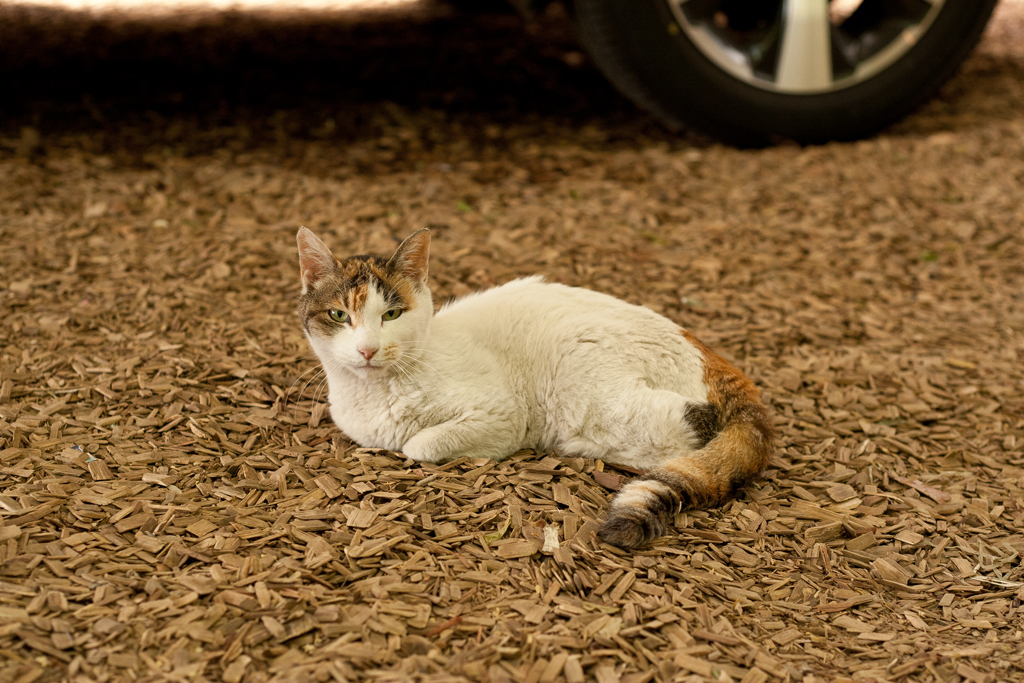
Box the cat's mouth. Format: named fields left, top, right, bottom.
left=352, top=360, right=386, bottom=373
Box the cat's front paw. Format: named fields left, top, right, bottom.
left=400, top=440, right=447, bottom=464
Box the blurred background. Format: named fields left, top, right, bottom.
left=2, top=0, right=1023, bottom=152
left=0, top=0, right=662, bottom=161
left=3, top=0, right=1020, bottom=157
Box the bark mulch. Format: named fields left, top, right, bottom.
left=3, top=2, right=1024, bottom=682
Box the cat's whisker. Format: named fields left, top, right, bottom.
left=399, top=345, right=451, bottom=361
left=286, top=362, right=321, bottom=389
left=390, top=356, right=434, bottom=397
left=311, top=374, right=331, bottom=417
left=292, top=367, right=326, bottom=417
left=283, top=364, right=324, bottom=412
left=297, top=367, right=324, bottom=398
left=308, top=356, right=351, bottom=408
left=393, top=355, right=439, bottom=389
left=285, top=364, right=322, bottom=396
left=400, top=351, right=455, bottom=392
left=389, top=362, right=420, bottom=397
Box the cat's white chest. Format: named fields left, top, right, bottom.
left=326, top=376, right=422, bottom=451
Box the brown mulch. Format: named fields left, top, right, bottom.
left=3, top=2, right=1024, bottom=682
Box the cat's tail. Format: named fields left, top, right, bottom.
left=597, top=331, right=774, bottom=549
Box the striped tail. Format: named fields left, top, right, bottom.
left=598, top=331, right=774, bottom=549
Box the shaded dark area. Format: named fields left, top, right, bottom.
left=0, top=0, right=1021, bottom=164
left=0, top=2, right=685, bottom=159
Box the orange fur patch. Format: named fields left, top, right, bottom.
left=345, top=284, right=368, bottom=327
left=674, top=329, right=775, bottom=506
left=680, top=330, right=761, bottom=413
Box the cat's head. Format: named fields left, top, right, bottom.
left=296, top=227, right=433, bottom=377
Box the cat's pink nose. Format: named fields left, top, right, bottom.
left=358, top=348, right=377, bottom=361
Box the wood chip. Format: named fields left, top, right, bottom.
left=805, top=521, right=844, bottom=544
left=833, top=616, right=875, bottom=633
left=871, top=558, right=910, bottom=585
left=495, top=540, right=538, bottom=559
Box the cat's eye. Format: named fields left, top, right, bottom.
left=382, top=309, right=402, bottom=321
left=328, top=310, right=349, bottom=324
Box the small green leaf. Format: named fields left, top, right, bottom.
left=569, top=189, right=580, bottom=200
left=920, top=250, right=938, bottom=262
left=456, top=200, right=473, bottom=214
left=484, top=517, right=511, bottom=543
left=639, top=229, right=668, bottom=246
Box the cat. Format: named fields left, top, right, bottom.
left=296, top=227, right=773, bottom=549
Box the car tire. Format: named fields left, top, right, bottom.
left=572, top=0, right=1000, bottom=144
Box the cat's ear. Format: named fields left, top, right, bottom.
left=296, top=227, right=336, bottom=294
left=388, top=229, right=430, bottom=284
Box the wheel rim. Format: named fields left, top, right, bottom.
left=667, top=0, right=948, bottom=94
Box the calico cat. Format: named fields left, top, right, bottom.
left=296, top=227, right=773, bottom=549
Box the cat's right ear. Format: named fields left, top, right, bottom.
left=296, top=227, right=336, bottom=294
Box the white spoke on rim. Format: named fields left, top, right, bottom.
left=775, top=0, right=833, bottom=92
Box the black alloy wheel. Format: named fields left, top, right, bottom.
left=573, top=0, right=1000, bottom=143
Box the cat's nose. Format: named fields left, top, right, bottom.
left=358, top=347, right=377, bottom=361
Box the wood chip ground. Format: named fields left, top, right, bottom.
left=2, top=2, right=1024, bottom=682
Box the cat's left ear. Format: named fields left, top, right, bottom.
left=388, top=229, right=430, bottom=284
left=296, top=227, right=336, bottom=294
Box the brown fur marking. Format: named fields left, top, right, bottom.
left=345, top=284, right=368, bottom=327
left=682, top=402, right=719, bottom=448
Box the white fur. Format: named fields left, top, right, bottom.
left=611, top=479, right=677, bottom=512
left=610, top=483, right=659, bottom=510
left=308, top=277, right=709, bottom=470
